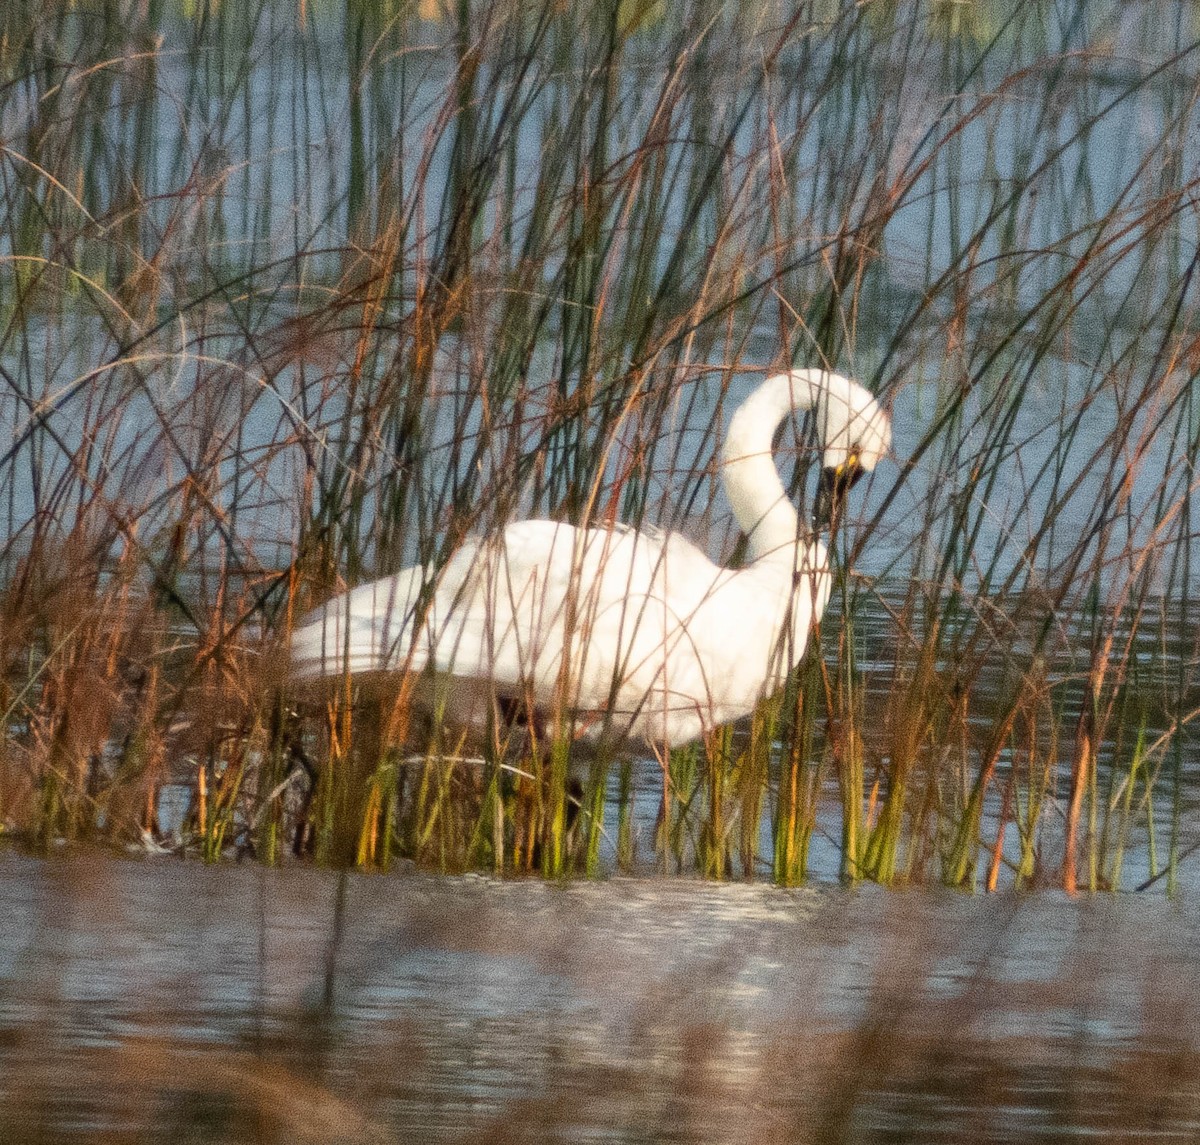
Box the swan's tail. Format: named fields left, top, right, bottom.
left=289, top=566, right=430, bottom=680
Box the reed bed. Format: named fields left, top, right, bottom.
left=2, top=0, right=1199, bottom=888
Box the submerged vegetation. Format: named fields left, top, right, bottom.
left=2, top=0, right=1200, bottom=889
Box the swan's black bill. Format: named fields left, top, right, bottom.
left=815, top=458, right=865, bottom=530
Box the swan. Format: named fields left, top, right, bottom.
left=290, top=369, right=891, bottom=752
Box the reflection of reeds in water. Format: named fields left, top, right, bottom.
left=2, top=0, right=1200, bottom=887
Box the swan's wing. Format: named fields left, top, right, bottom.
left=427, top=521, right=738, bottom=741
left=287, top=521, right=647, bottom=687
left=428, top=521, right=658, bottom=694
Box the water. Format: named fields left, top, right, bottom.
left=0, top=851, right=1197, bottom=1142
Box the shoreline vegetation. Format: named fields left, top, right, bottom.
left=3, top=0, right=1200, bottom=889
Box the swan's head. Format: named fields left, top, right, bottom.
left=720, top=368, right=892, bottom=553
left=809, top=372, right=891, bottom=525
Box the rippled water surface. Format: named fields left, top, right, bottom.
left=1, top=852, right=1198, bottom=1142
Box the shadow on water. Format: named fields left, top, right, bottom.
left=1, top=851, right=1198, bottom=1143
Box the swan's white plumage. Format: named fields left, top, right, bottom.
left=290, top=369, right=891, bottom=750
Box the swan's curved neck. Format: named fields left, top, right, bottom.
left=720, top=371, right=825, bottom=561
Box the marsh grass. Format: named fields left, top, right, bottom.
left=2, top=0, right=1200, bottom=887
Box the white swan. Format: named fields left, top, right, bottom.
left=290, top=369, right=890, bottom=751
